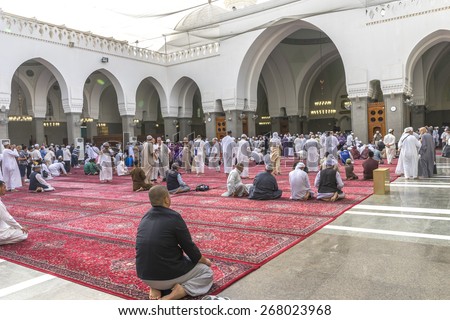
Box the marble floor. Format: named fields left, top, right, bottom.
left=1, top=157, right=450, bottom=300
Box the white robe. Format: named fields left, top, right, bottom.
left=48, top=162, right=67, bottom=176
left=289, top=169, right=314, bottom=200
left=86, top=145, right=99, bottom=161
left=0, top=199, right=27, bottom=245
left=193, top=139, right=206, bottom=174
left=222, top=168, right=251, bottom=197
left=98, top=150, right=113, bottom=182
left=383, top=133, right=396, bottom=164
left=304, top=139, right=320, bottom=172
left=237, top=139, right=251, bottom=178
left=395, top=133, right=421, bottom=178
left=2, top=149, right=22, bottom=190
left=221, top=135, right=234, bottom=174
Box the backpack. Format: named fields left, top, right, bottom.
left=195, top=184, right=210, bottom=192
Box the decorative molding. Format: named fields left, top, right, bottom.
left=366, top=5, right=450, bottom=26
left=0, top=11, right=220, bottom=66
left=62, top=98, right=83, bottom=113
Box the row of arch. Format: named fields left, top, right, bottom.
left=3, top=20, right=450, bottom=144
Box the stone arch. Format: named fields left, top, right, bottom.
left=136, top=77, right=166, bottom=122
left=405, top=29, right=450, bottom=94
left=15, top=57, right=77, bottom=115
left=261, top=49, right=296, bottom=117
left=300, top=47, right=341, bottom=117
left=236, top=20, right=322, bottom=112
left=170, top=77, right=201, bottom=118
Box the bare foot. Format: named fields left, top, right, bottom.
left=149, top=288, right=161, bottom=300
left=160, top=284, right=187, bottom=300
left=330, top=192, right=339, bottom=202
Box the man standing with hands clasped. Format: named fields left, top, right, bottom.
left=135, top=185, right=213, bottom=300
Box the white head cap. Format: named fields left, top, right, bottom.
left=295, top=162, right=305, bottom=170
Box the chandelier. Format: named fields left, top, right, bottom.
left=81, top=117, right=94, bottom=123
left=8, top=68, right=32, bottom=122
left=44, top=121, right=61, bottom=127
left=8, top=69, right=33, bottom=122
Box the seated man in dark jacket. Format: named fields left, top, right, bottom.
left=166, top=163, right=190, bottom=194
left=314, top=158, right=345, bottom=202
left=135, top=185, right=213, bottom=300
left=248, top=164, right=282, bottom=200
left=362, top=151, right=379, bottom=180
left=29, top=164, right=55, bottom=192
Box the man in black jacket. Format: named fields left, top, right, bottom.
left=135, top=185, right=212, bottom=300
left=248, top=164, right=282, bottom=200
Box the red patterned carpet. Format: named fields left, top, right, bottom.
left=0, top=158, right=397, bottom=299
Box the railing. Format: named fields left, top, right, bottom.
left=0, top=11, right=220, bottom=65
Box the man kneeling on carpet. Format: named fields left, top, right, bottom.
left=221, top=162, right=252, bottom=197
left=136, top=185, right=213, bottom=300
left=29, top=164, right=55, bottom=192
left=0, top=180, right=29, bottom=245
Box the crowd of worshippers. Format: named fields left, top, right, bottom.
left=1, top=125, right=447, bottom=194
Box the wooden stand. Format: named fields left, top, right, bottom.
left=373, top=168, right=390, bottom=195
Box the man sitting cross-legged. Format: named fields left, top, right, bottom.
left=289, top=162, right=314, bottom=200
left=135, top=185, right=213, bottom=300
left=221, top=163, right=252, bottom=197
left=166, top=163, right=190, bottom=194
left=248, top=164, right=282, bottom=200
left=28, top=164, right=55, bottom=192
left=0, top=180, right=29, bottom=245
left=314, top=158, right=345, bottom=202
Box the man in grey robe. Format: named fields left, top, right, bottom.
left=248, top=164, right=282, bottom=200
left=153, top=137, right=170, bottom=182
left=418, top=126, right=435, bottom=178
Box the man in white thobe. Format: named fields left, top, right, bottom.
left=2, top=143, right=22, bottom=191
left=395, top=127, right=421, bottom=179
left=208, top=138, right=221, bottom=172
left=383, top=129, right=396, bottom=164
left=221, top=131, right=234, bottom=175
left=192, top=136, right=206, bottom=175
left=294, top=134, right=306, bottom=159
left=0, top=180, right=28, bottom=245
left=221, top=163, right=252, bottom=197
left=86, top=143, right=99, bottom=161
left=48, top=158, right=68, bottom=177
left=303, top=135, right=320, bottom=172
left=142, top=135, right=156, bottom=183
left=325, top=131, right=339, bottom=158
left=237, top=134, right=251, bottom=178
left=289, top=162, right=314, bottom=200
left=346, top=133, right=355, bottom=147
